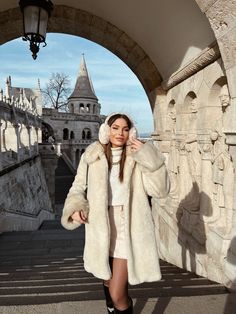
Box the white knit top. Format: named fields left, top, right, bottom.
left=108, top=147, right=126, bottom=206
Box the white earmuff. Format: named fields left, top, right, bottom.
left=129, top=126, right=138, bottom=140
left=98, top=123, right=110, bottom=144
left=98, top=113, right=137, bottom=145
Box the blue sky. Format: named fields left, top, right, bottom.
left=0, top=33, right=153, bottom=134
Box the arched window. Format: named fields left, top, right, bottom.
left=63, top=128, right=69, bottom=140
left=86, top=104, right=90, bottom=113
left=70, top=103, right=74, bottom=113
left=70, top=131, right=74, bottom=139
left=82, top=128, right=92, bottom=140
left=80, top=103, right=84, bottom=113
left=87, top=129, right=91, bottom=139
left=42, top=122, right=54, bottom=143
left=93, top=104, right=96, bottom=114
left=184, top=92, right=197, bottom=113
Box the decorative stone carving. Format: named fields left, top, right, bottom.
left=210, top=84, right=234, bottom=235
left=167, top=103, right=179, bottom=200
left=162, top=42, right=221, bottom=90
left=185, top=98, right=202, bottom=188
left=177, top=95, right=201, bottom=213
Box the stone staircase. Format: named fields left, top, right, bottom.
left=55, top=156, right=75, bottom=205
left=0, top=220, right=228, bottom=307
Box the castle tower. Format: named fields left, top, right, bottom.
left=67, top=54, right=101, bottom=115
left=5, top=76, right=12, bottom=100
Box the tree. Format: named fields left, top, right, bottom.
left=42, top=72, right=71, bottom=111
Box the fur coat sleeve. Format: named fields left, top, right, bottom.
left=132, top=141, right=170, bottom=198
left=61, top=154, right=89, bottom=230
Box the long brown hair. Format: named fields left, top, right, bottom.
left=102, top=114, right=132, bottom=182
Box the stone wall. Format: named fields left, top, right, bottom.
left=0, top=155, right=54, bottom=233
left=42, top=108, right=102, bottom=168
left=0, top=84, right=55, bottom=233
left=152, top=58, right=236, bottom=288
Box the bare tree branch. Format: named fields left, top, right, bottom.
left=42, top=73, right=71, bottom=111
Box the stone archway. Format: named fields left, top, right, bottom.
left=0, top=5, right=161, bottom=107
left=1, top=0, right=236, bottom=288
left=194, top=0, right=236, bottom=136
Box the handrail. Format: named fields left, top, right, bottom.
left=0, top=154, right=39, bottom=177
left=61, top=152, right=76, bottom=175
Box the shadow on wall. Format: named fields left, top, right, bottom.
left=224, top=236, right=236, bottom=314
left=176, top=183, right=213, bottom=272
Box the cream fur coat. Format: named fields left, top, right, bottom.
left=61, top=141, right=170, bottom=285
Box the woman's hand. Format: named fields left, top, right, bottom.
left=71, top=210, right=88, bottom=224
left=129, top=137, right=144, bottom=152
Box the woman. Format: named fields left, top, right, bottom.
left=61, top=113, right=170, bottom=313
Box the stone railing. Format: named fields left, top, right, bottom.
left=0, top=89, right=40, bottom=116
left=0, top=100, right=42, bottom=171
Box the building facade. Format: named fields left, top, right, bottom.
left=42, top=55, right=105, bottom=169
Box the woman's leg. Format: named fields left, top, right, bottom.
left=103, top=279, right=114, bottom=313
left=109, top=257, right=129, bottom=310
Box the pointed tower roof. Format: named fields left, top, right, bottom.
left=69, top=54, right=98, bottom=101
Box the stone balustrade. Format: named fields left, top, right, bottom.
left=0, top=98, right=42, bottom=171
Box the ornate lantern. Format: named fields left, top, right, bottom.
left=19, top=0, right=54, bottom=59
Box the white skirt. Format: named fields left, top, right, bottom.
left=108, top=205, right=127, bottom=259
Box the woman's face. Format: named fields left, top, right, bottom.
left=109, top=118, right=130, bottom=148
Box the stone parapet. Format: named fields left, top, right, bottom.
left=0, top=155, right=53, bottom=232
left=0, top=209, right=54, bottom=233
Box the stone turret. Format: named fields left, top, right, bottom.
left=5, top=76, right=12, bottom=100
left=67, top=54, right=100, bottom=115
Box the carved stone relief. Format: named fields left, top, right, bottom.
left=166, top=101, right=179, bottom=201
left=210, top=84, right=234, bottom=235
left=153, top=59, right=236, bottom=288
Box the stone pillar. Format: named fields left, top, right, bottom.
left=35, top=127, right=39, bottom=154
left=39, top=144, right=59, bottom=211
left=27, top=125, right=32, bottom=157
left=225, top=133, right=236, bottom=228
left=198, top=141, right=217, bottom=223
left=13, top=123, right=20, bottom=162
left=72, top=148, right=76, bottom=168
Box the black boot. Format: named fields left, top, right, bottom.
left=114, top=297, right=133, bottom=313
left=103, top=283, right=115, bottom=313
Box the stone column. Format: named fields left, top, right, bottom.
left=72, top=148, right=76, bottom=169
left=13, top=123, right=20, bottom=162
left=225, top=133, right=236, bottom=232
left=39, top=144, right=59, bottom=211
left=198, top=140, right=217, bottom=223
left=27, top=125, right=32, bottom=157
left=35, top=127, right=39, bottom=154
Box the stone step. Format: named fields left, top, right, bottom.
left=0, top=280, right=225, bottom=296
left=0, top=272, right=200, bottom=287
left=0, top=247, right=84, bottom=258
left=0, top=284, right=227, bottom=306
left=55, top=157, right=74, bottom=204
left=0, top=226, right=228, bottom=307
left=0, top=239, right=84, bottom=251
left=55, top=157, right=74, bottom=176
left=0, top=254, right=84, bottom=266
left=39, top=219, right=65, bottom=230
